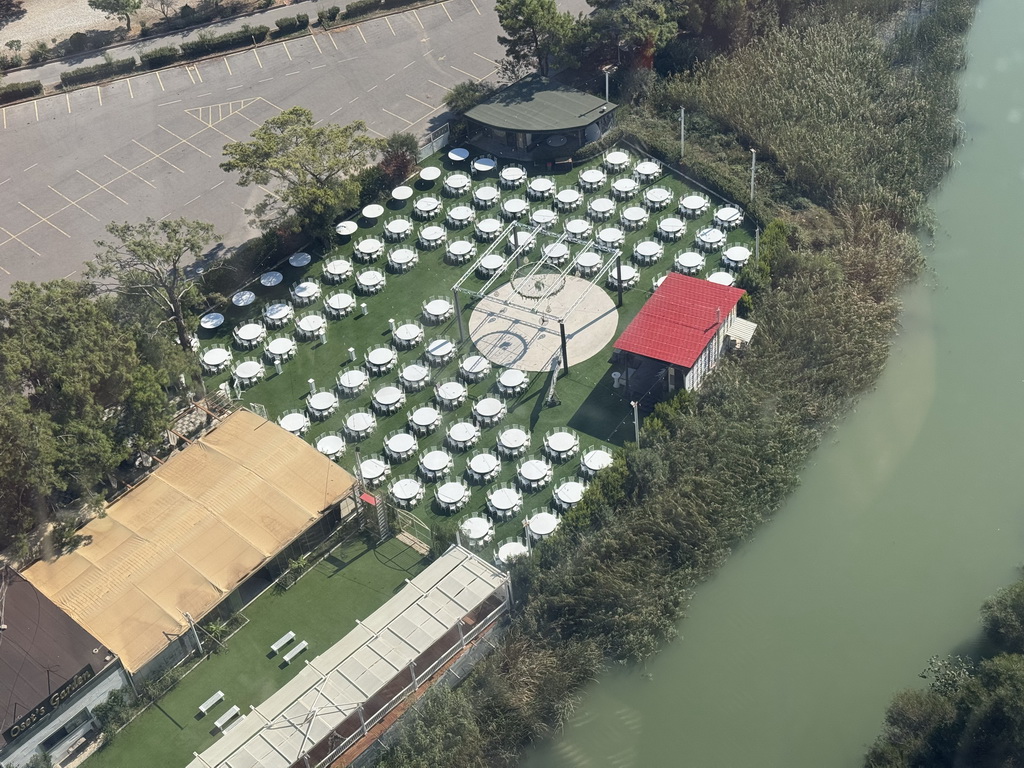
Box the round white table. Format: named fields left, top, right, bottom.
left=389, top=248, right=416, bottom=270
left=575, top=251, right=601, bottom=272
left=635, top=241, right=663, bottom=262
left=697, top=228, right=726, bottom=249
left=400, top=364, right=429, bottom=387
left=234, top=360, right=263, bottom=381
left=474, top=397, right=504, bottom=420
left=497, top=541, right=529, bottom=565
left=367, top=347, right=396, bottom=369
left=461, top=355, right=489, bottom=378
left=555, top=481, right=585, bottom=506
left=386, top=432, right=416, bottom=456
left=565, top=218, right=591, bottom=237
left=610, top=265, right=637, bottom=285
left=724, top=245, right=751, bottom=267
left=385, top=219, right=411, bottom=238
left=448, top=205, right=474, bottom=224
left=391, top=478, right=423, bottom=504
left=394, top=323, right=422, bottom=346
left=519, top=459, right=550, bottom=483
left=474, top=185, right=499, bottom=205
left=707, top=271, right=736, bottom=286
left=547, top=431, right=578, bottom=455
left=502, top=198, right=528, bottom=216
left=500, top=166, right=525, bottom=184
left=415, top=196, right=440, bottom=216
left=419, top=166, right=441, bottom=181
left=589, top=197, right=615, bottom=217
left=529, top=178, right=554, bottom=196
left=362, top=203, right=384, bottom=219
left=260, top=271, right=283, bottom=287
left=327, top=292, right=354, bottom=315
left=346, top=411, right=376, bottom=434
left=531, top=208, right=557, bottom=227
left=232, top=290, right=256, bottom=307
left=279, top=412, right=307, bottom=434
left=437, top=380, right=466, bottom=404
left=236, top=323, right=265, bottom=343
left=636, top=160, right=660, bottom=178
left=658, top=217, right=685, bottom=237
left=438, top=481, right=469, bottom=506
left=448, top=147, right=470, bottom=161
left=580, top=168, right=606, bottom=186
left=316, top=434, right=345, bottom=457
left=200, top=312, right=224, bottom=329
left=446, top=173, right=470, bottom=192
left=498, top=368, right=527, bottom=391
left=606, top=150, right=629, bottom=167
left=392, top=185, right=413, bottom=201
left=373, top=386, right=403, bottom=409
left=528, top=512, right=560, bottom=538
left=622, top=206, right=648, bottom=227
left=675, top=251, right=705, bottom=272
left=335, top=221, right=358, bottom=236
left=612, top=178, right=637, bottom=196
left=356, top=238, right=383, bottom=258
left=583, top=448, right=613, bottom=473
left=339, top=369, right=368, bottom=391
left=420, top=225, right=446, bottom=244
left=469, top=453, right=499, bottom=477
left=715, top=206, right=741, bottom=226
left=681, top=195, right=707, bottom=214
left=360, top=457, right=387, bottom=482
left=476, top=218, right=502, bottom=238
left=460, top=515, right=491, bottom=540
left=420, top=449, right=451, bottom=474
left=448, top=240, right=474, bottom=260
left=289, top=252, right=312, bottom=267
left=293, top=281, right=320, bottom=301
left=448, top=422, right=480, bottom=445
left=267, top=337, right=295, bottom=358
left=356, top=270, right=385, bottom=292
left=499, top=427, right=528, bottom=451
left=556, top=189, right=581, bottom=207
left=297, top=315, right=325, bottom=335
left=203, top=348, right=230, bottom=368
left=543, top=242, right=569, bottom=264
left=598, top=227, right=624, bottom=247
left=411, top=407, right=441, bottom=431
left=478, top=253, right=505, bottom=272
left=645, top=187, right=672, bottom=206
left=427, top=338, right=455, bottom=363
left=424, top=298, right=452, bottom=320
left=489, top=488, right=521, bottom=514
left=325, top=259, right=352, bottom=279
left=508, top=232, right=535, bottom=251
left=309, top=391, right=338, bottom=414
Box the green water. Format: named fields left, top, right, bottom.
left=522, top=1, right=1024, bottom=765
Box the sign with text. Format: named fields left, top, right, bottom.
left=4, top=665, right=95, bottom=744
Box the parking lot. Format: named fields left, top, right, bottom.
left=0, top=0, right=511, bottom=291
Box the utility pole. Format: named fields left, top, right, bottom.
left=680, top=107, right=685, bottom=161
left=630, top=401, right=640, bottom=445
left=750, top=149, right=757, bottom=206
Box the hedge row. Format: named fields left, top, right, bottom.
left=345, top=0, right=423, bottom=20
left=0, top=80, right=43, bottom=105
left=317, top=6, right=341, bottom=27
left=60, top=57, right=136, bottom=88
left=274, top=14, right=309, bottom=35
left=140, top=46, right=181, bottom=69
left=180, top=25, right=269, bottom=57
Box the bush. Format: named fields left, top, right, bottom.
left=140, top=46, right=180, bottom=69
left=0, top=52, right=23, bottom=71
left=28, top=42, right=49, bottom=64
left=180, top=25, right=269, bottom=57
left=318, top=5, right=341, bottom=26
left=68, top=32, right=90, bottom=53
left=274, top=14, right=309, bottom=35
left=355, top=164, right=389, bottom=207
left=0, top=80, right=42, bottom=105
left=60, top=57, right=136, bottom=88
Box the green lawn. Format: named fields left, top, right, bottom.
left=196, top=146, right=753, bottom=544
left=87, top=537, right=427, bottom=768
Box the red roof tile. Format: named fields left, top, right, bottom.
left=614, top=273, right=745, bottom=368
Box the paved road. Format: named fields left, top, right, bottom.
left=0, top=0, right=589, bottom=292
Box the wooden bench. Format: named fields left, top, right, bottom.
left=282, top=640, right=308, bottom=665
left=270, top=630, right=296, bottom=655
left=213, top=705, right=240, bottom=732
left=198, top=690, right=224, bottom=715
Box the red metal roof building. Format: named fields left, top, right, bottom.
left=614, top=273, right=746, bottom=392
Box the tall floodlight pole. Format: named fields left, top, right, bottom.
left=453, top=288, right=465, bottom=342
left=630, top=400, right=640, bottom=445
left=750, top=149, right=757, bottom=206
left=680, top=108, right=685, bottom=161
left=605, top=70, right=610, bottom=103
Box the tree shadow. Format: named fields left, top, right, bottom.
left=0, top=0, right=27, bottom=30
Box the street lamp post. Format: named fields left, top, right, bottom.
left=750, top=149, right=757, bottom=206
left=630, top=400, right=640, bottom=445
left=680, top=107, right=685, bottom=161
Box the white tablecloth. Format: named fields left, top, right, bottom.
left=474, top=397, right=503, bottom=418
left=580, top=169, right=606, bottom=185
left=698, top=228, right=725, bottom=246
left=499, top=369, right=527, bottom=389
left=424, top=299, right=451, bottom=318
left=448, top=422, right=479, bottom=444
left=497, top=541, right=529, bottom=564
left=659, top=217, right=685, bottom=235
left=373, top=386, right=403, bottom=406
left=461, top=355, right=489, bottom=376
left=325, top=259, right=352, bottom=278
left=529, top=512, right=559, bottom=537
left=635, top=241, right=663, bottom=260
left=613, top=178, right=637, bottom=195
left=415, top=197, right=440, bottom=215
left=575, top=252, right=601, bottom=270
left=357, top=270, right=384, bottom=290
left=556, top=189, right=581, bottom=206
left=529, top=178, right=553, bottom=195
left=589, top=198, right=614, bottom=214
left=339, top=369, right=367, bottom=389
left=392, top=478, right=422, bottom=502
left=412, top=408, right=441, bottom=430
left=385, top=219, right=411, bottom=237
left=390, top=248, right=416, bottom=267
left=645, top=187, right=671, bottom=205
left=611, top=265, right=637, bottom=283
left=707, top=271, right=736, bottom=286
left=316, top=434, right=345, bottom=456
left=474, top=186, right=498, bottom=203
left=234, top=360, right=263, bottom=380
left=531, top=208, right=557, bottom=226
left=489, top=488, right=521, bottom=512
left=356, top=239, right=383, bottom=257
left=598, top=227, right=624, bottom=246
left=476, top=218, right=502, bottom=236
left=279, top=412, right=307, bottom=433
left=502, top=198, right=528, bottom=215
left=346, top=412, right=375, bottom=432
left=360, top=457, right=387, bottom=480
left=501, top=167, right=525, bottom=183
left=203, top=348, right=230, bottom=367
left=469, top=453, right=499, bottom=475
left=583, top=449, right=613, bottom=473
left=309, top=392, right=338, bottom=412
left=460, top=516, right=491, bottom=539
left=395, top=323, right=422, bottom=344
left=606, top=151, right=629, bottom=166
left=448, top=240, right=474, bottom=257
left=427, top=339, right=455, bottom=360
left=676, top=252, right=704, bottom=270
left=565, top=219, right=591, bottom=236
left=438, top=481, right=469, bottom=506
left=327, top=293, right=354, bottom=312
left=236, top=323, right=264, bottom=342
left=547, top=431, right=578, bottom=454
left=622, top=206, right=647, bottom=224
left=449, top=205, right=473, bottom=223
left=499, top=428, right=528, bottom=450
left=543, top=243, right=569, bottom=263
left=420, top=449, right=450, bottom=472
left=386, top=432, right=416, bottom=455
left=724, top=245, right=751, bottom=265
left=267, top=337, right=295, bottom=357
left=420, top=225, right=445, bottom=242
left=446, top=173, right=470, bottom=190
left=681, top=195, right=706, bottom=212
left=367, top=347, right=396, bottom=367
left=437, top=381, right=466, bottom=402
left=636, top=161, right=660, bottom=177
left=519, top=459, right=550, bottom=482
left=293, top=281, right=319, bottom=300
left=555, top=481, right=585, bottom=505
left=400, top=364, right=429, bottom=385
left=479, top=253, right=505, bottom=271
left=297, top=315, right=325, bottom=334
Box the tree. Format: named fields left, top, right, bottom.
left=591, top=0, right=679, bottom=69
left=221, top=108, right=382, bottom=245
left=378, top=132, right=419, bottom=184
left=982, top=580, right=1024, bottom=654
left=87, top=0, right=143, bottom=31
left=145, top=0, right=177, bottom=19
left=495, top=0, right=579, bottom=76
left=88, top=218, right=219, bottom=353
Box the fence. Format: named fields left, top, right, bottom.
left=418, top=123, right=451, bottom=161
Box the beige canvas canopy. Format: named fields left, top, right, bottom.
left=25, top=409, right=354, bottom=674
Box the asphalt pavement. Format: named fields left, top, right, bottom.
left=0, top=0, right=591, bottom=291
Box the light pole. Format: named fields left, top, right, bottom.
left=630, top=400, right=640, bottom=445
left=749, top=148, right=757, bottom=206
left=680, top=107, right=685, bottom=161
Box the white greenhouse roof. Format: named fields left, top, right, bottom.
left=187, top=546, right=507, bottom=768
left=727, top=317, right=758, bottom=344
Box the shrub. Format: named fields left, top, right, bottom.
left=0, top=80, right=42, bottom=105
left=28, top=42, right=49, bottom=64
left=179, top=25, right=269, bottom=57
left=355, top=164, right=389, bottom=207
left=60, top=57, right=136, bottom=88
left=274, top=14, right=309, bottom=35
left=318, top=5, right=341, bottom=26
left=68, top=32, right=90, bottom=53
left=0, top=52, right=23, bottom=71
left=140, top=45, right=180, bottom=69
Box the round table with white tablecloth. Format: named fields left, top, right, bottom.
left=555, top=188, right=581, bottom=209
left=411, top=407, right=442, bottom=434
left=588, top=197, right=615, bottom=219
left=612, top=178, right=638, bottom=198
left=696, top=227, right=726, bottom=250
left=473, top=397, right=505, bottom=423
left=345, top=411, right=376, bottom=436
left=488, top=487, right=522, bottom=516
left=419, top=448, right=451, bottom=476
left=723, top=245, right=751, bottom=268
left=528, top=511, right=560, bottom=539
left=234, top=359, right=264, bottom=384
left=391, top=477, right=423, bottom=506
left=260, top=270, right=283, bottom=287
left=475, top=217, right=502, bottom=239
left=419, top=225, right=446, bottom=248
left=658, top=217, right=686, bottom=240
left=546, top=430, right=579, bottom=457
left=264, top=302, right=293, bottom=326
left=436, top=380, right=467, bottom=407
left=448, top=205, right=474, bottom=226
left=316, top=434, right=345, bottom=458
left=609, top=265, right=638, bottom=288
left=356, top=238, right=383, bottom=260
left=447, top=421, right=480, bottom=449
left=621, top=206, right=648, bottom=229
left=507, top=232, right=535, bottom=253
left=573, top=251, right=602, bottom=277
left=394, top=323, right=423, bottom=348
left=385, top=218, right=412, bottom=239
left=292, top=281, right=320, bottom=303
left=477, top=252, right=505, bottom=275
left=554, top=480, right=586, bottom=508
left=460, top=515, right=491, bottom=541
left=360, top=456, right=388, bottom=483
left=423, top=298, right=452, bottom=323
left=543, top=242, right=569, bottom=265
left=502, top=197, right=528, bottom=218
left=580, top=168, right=606, bottom=188
left=460, top=355, right=490, bottom=381
left=296, top=314, right=325, bottom=336
left=437, top=481, right=469, bottom=508
left=356, top=269, right=385, bottom=293
left=289, top=252, right=312, bottom=268
left=202, top=347, right=230, bottom=370
left=389, top=248, right=417, bottom=271
left=419, top=166, right=441, bottom=182
left=232, top=290, right=256, bottom=307
left=235, top=323, right=265, bottom=344
left=266, top=337, right=296, bottom=359
left=528, top=177, right=554, bottom=198
left=498, top=427, right=528, bottom=453
left=445, top=173, right=470, bottom=194
left=399, top=363, right=429, bottom=389
left=474, top=185, right=499, bottom=206
left=714, top=206, right=742, bottom=228
left=468, top=452, right=500, bottom=479
left=385, top=432, right=417, bottom=460
left=426, top=338, right=455, bottom=365
left=326, top=292, right=355, bottom=317
left=635, top=160, right=660, bottom=179
left=565, top=218, right=591, bottom=238
left=372, top=385, right=404, bottom=411
left=707, top=271, right=736, bottom=286
left=278, top=412, right=308, bottom=435
left=680, top=195, right=708, bottom=217
left=531, top=208, right=557, bottom=228
left=366, top=346, right=397, bottom=370
left=674, top=251, right=705, bottom=274
left=414, top=196, right=440, bottom=217
left=324, top=259, right=352, bottom=281
left=634, top=240, right=663, bottom=264
left=644, top=187, right=672, bottom=209
left=308, top=391, right=338, bottom=417
left=200, top=312, right=224, bottom=330
left=447, top=240, right=475, bottom=263
left=598, top=227, right=624, bottom=247
left=582, top=448, right=614, bottom=475
left=605, top=150, right=629, bottom=170
left=338, top=368, right=368, bottom=393
left=497, top=541, right=529, bottom=565
left=500, top=166, right=526, bottom=186
left=497, top=368, right=527, bottom=394
left=518, top=459, right=551, bottom=484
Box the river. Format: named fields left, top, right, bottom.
left=522, top=1, right=1024, bottom=765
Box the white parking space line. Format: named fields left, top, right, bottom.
left=49, top=185, right=99, bottom=221
left=19, top=202, right=70, bottom=238
left=105, top=154, right=157, bottom=189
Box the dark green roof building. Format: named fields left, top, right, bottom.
left=463, top=75, right=617, bottom=160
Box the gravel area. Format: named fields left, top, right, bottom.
left=1, top=0, right=133, bottom=47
